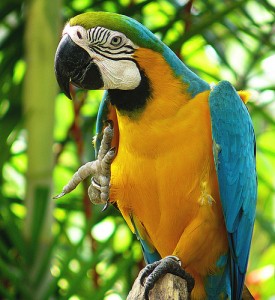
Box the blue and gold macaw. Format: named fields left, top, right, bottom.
left=54, top=12, right=257, bottom=299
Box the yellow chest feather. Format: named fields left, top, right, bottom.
left=110, top=90, right=223, bottom=256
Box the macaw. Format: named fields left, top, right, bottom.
left=54, top=12, right=257, bottom=300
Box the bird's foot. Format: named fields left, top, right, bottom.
left=88, top=121, right=115, bottom=209
left=53, top=122, right=115, bottom=210
left=140, top=255, right=194, bottom=300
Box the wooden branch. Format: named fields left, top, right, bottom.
left=127, top=270, right=190, bottom=300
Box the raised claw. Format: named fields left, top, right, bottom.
left=91, top=177, right=101, bottom=189
left=53, top=121, right=115, bottom=209
left=87, top=124, right=115, bottom=207
left=53, top=192, right=65, bottom=200
left=97, top=122, right=114, bottom=161
left=101, top=199, right=110, bottom=212
left=53, top=161, right=95, bottom=199
left=104, top=119, right=113, bottom=128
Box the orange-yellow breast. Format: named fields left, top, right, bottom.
left=109, top=48, right=228, bottom=299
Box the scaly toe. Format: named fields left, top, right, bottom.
left=141, top=256, right=195, bottom=299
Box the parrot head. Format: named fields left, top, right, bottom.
left=55, top=11, right=209, bottom=111
left=54, top=12, right=165, bottom=100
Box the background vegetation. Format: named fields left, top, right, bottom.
left=0, top=0, right=274, bottom=299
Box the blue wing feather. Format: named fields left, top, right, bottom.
left=95, top=91, right=110, bottom=157
left=209, top=81, right=257, bottom=299
left=129, top=214, right=161, bottom=264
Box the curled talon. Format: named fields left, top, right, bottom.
left=91, top=177, right=101, bottom=189
left=140, top=261, right=159, bottom=286
left=166, top=255, right=182, bottom=266
left=104, top=119, right=114, bottom=128
left=53, top=192, right=65, bottom=200
left=140, top=256, right=195, bottom=300
left=102, top=199, right=110, bottom=212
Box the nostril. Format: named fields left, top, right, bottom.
left=77, top=31, right=82, bottom=39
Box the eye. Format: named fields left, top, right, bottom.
left=110, top=36, right=123, bottom=46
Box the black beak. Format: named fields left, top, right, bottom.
left=54, top=34, right=104, bottom=99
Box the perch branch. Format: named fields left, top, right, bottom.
left=127, top=270, right=191, bottom=300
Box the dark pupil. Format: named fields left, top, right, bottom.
left=113, top=37, right=120, bottom=44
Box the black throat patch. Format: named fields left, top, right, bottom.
left=108, top=69, right=152, bottom=117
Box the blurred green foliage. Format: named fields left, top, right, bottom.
left=0, top=0, right=275, bottom=299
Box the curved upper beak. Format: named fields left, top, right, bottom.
left=54, top=34, right=104, bottom=99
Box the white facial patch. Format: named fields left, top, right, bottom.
left=96, top=57, right=141, bottom=90
left=63, top=24, right=141, bottom=90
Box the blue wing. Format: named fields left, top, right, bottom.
left=95, top=92, right=110, bottom=157
left=209, top=81, right=257, bottom=299
left=130, top=214, right=161, bottom=264
left=95, top=91, right=119, bottom=157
